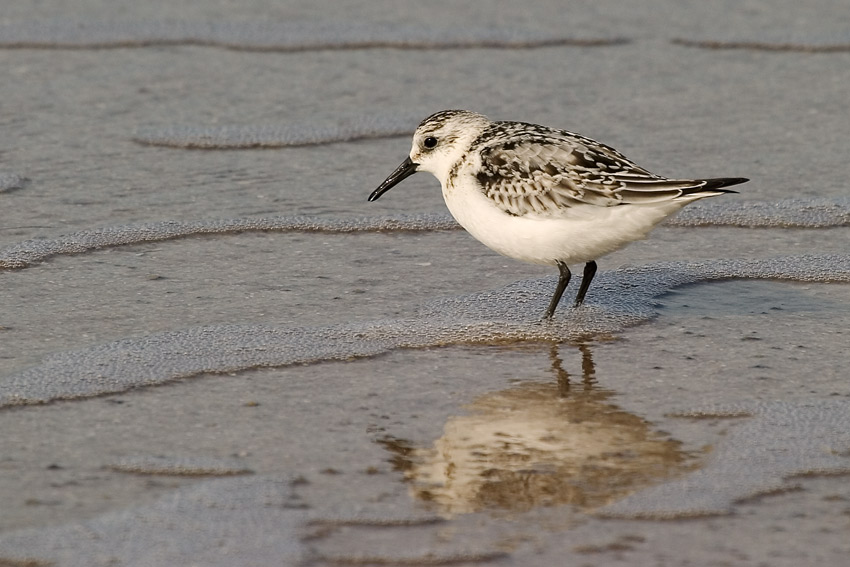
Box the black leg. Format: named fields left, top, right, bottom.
left=573, top=261, right=597, bottom=307
left=544, top=261, right=571, bottom=319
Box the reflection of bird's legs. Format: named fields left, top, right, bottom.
left=550, top=343, right=571, bottom=396
left=549, top=342, right=597, bottom=396
left=578, top=343, right=596, bottom=390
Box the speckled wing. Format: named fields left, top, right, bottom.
left=474, top=131, right=718, bottom=218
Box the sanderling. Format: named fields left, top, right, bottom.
left=369, top=110, right=748, bottom=319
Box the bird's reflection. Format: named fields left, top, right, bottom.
left=553, top=342, right=596, bottom=396
left=380, top=343, right=696, bottom=516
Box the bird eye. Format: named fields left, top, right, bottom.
left=423, top=136, right=438, bottom=149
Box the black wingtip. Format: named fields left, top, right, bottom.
left=701, top=177, right=750, bottom=192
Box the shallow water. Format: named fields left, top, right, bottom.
left=2, top=252, right=847, bottom=408
left=2, top=1, right=850, bottom=565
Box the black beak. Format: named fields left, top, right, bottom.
left=368, top=157, right=419, bottom=202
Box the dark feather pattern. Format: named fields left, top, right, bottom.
left=469, top=121, right=747, bottom=217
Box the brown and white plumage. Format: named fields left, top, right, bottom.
left=370, top=110, right=748, bottom=318
left=476, top=133, right=741, bottom=215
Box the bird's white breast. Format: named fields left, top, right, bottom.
left=441, top=168, right=685, bottom=267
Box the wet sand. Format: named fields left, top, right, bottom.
left=2, top=1, right=850, bottom=565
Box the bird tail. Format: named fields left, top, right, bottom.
left=692, top=177, right=749, bottom=195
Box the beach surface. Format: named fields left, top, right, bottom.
left=2, top=1, right=850, bottom=565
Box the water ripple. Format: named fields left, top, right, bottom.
left=0, top=213, right=458, bottom=270
left=1, top=254, right=847, bottom=408
left=1, top=199, right=847, bottom=270
left=673, top=34, right=850, bottom=52
left=108, top=455, right=254, bottom=476
left=0, top=20, right=626, bottom=51
left=133, top=114, right=417, bottom=149
left=668, top=197, right=850, bottom=228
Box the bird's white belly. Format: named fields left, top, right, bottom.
left=442, top=180, right=681, bottom=267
